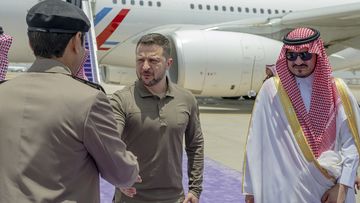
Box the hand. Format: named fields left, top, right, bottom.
left=118, top=175, right=142, bottom=198
left=245, top=195, right=254, bottom=203
left=354, top=176, right=360, bottom=194
left=182, top=192, right=199, bottom=203
left=321, top=183, right=347, bottom=203
left=119, top=187, right=136, bottom=198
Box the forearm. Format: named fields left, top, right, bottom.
left=338, top=120, right=359, bottom=188
left=186, top=99, right=204, bottom=198
left=338, top=159, right=358, bottom=188
left=85, top=93, right=139, bottom=187
left=186, top=141, right=204, bottom=198
left=338, top=184, right=348, bottom=199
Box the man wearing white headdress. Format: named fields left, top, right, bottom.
left=242, top=27, right=360, bottom=203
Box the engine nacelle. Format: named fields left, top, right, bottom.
left=168, top=30, right=283, bottom=97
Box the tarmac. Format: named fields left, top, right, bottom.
left=196, top=97, right=252, bottom=171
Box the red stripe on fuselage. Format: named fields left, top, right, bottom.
left=96, top=9, right=129, bottom=50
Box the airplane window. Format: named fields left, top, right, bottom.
left=198, top=4, right=203, bottom=10
left=130, top=0, right=134, bottom=5
left=206, top=5, right=211, bottom=10
left=260, top=8, right=264, bottom=14
left=190, top=4, right=194, bottom=9
left=237, top=7, right=242, bottom=12
left=253, top=8, right=257, bottom=13
left=140, top=1, right=144, bottom=6
left=245, top=7, right=249, bottom=13
left=282, top=10, right=286, bottom=13
left=222, top=6, right=226, bottom=11
left=148, top=1, right=152, bottom=6
left=230, top=6, right=234, bottom=12
left=275, top=9, right=279, bottom=14
left=121, top=0, right=126, bottom=4
left=157, top=1, right=161, bottom=7
left=267, top=9, right=272, bottom=14
left=214, top=5, right=218, bottom=11
left=113, top=0, right=117, bottom=4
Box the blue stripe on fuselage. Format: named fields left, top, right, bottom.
left=94, top=7, right=112, bottom=26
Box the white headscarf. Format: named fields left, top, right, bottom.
left=276, top=27, right=340, bottom=158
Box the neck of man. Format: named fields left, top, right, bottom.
left=53, top=56, right=77, bottom=75
left=145, top=77, right=168, bottom=98
left=295, top=72, right=314, bottom=80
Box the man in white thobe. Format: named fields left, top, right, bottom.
left=242, top=27, right=360, bottom=203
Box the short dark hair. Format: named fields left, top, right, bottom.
left=136, top=33, right=171, bottom=58
left=27, top=32, right=84, bottom=58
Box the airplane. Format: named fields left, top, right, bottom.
left=2, top=0, right=360, bottom=99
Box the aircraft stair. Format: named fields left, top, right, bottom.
left=66, top=0, right=101, bottom=83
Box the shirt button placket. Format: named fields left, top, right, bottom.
left=158, top=99, right=167, bottom=127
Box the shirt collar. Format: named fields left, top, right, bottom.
left=27, top=58, right=72, bottom=75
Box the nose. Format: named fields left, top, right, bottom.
left=294, top=55, right=303, bottom=65
left=142, top=60, right=150, bottom=71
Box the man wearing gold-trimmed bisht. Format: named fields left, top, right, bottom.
left=242, top=27, right=360, bottom=203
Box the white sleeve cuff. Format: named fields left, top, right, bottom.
left=339, top=166, right=357, bottom=188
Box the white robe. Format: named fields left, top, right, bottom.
left=242, top=77, right=360, bottom=203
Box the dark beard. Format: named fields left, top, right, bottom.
left=292, top=64, right=314, bottom=78
left=139, top=71, right=166, bottom=87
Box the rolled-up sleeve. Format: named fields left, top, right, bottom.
left=84, top=92, right=139, bottom=187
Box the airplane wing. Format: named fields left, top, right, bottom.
left=203, top=2, right=360, bottom=55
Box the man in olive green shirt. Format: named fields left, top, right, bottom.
left=111, top=33, right=204, bottom=203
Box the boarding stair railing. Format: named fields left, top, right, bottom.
left=66, top=0, right=101, bottom=83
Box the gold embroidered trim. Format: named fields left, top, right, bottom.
left=334, top=78, right=360, bottom=155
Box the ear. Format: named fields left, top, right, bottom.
left=166, top=57, right=173, bottom=70
left=73, top=32, right=83, bottom=54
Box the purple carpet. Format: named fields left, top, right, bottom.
left=100, top=157, right=245, bottom=203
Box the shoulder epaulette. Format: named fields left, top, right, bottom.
left=71, top=76, right=106, bottom=94
left=0, top=80, right=7, bottom=84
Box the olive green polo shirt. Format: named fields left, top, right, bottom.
left=110, top=78, right=204, bottom=202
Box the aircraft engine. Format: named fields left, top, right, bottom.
left=167, top=30, right=283, bottom=97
